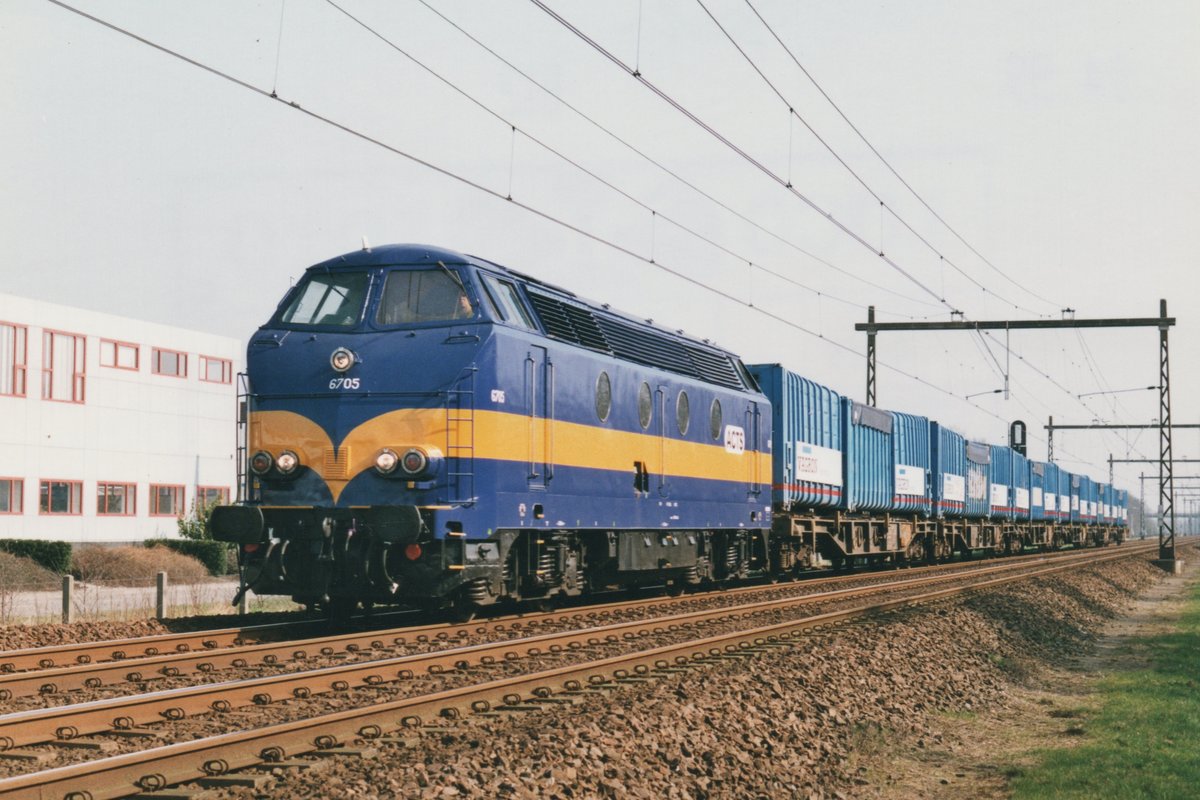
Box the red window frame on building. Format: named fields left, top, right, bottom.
left=96, top=481, right=137, bottom=516
left=0, top=477, right=23, bottom=514
left=39, top=479, right=82, bottom=515
left=198, top=357, right=230, bottom=383
left=152, top=347, right=188, bottom=378
left=199, top=355, right=232, bottom=384
left=197, top=486, right=229, bottom=507
left=0, top=321, right=27, bottom=397
left=100, top=339, right=140, bottom=371
left=42, top=329, right=86, bottom=403
left=150, top=484, right=184, bottom=516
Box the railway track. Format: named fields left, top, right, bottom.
left=0, top=544, right=1133, bottom=687
left=0, top=542, right=1157, bottom=800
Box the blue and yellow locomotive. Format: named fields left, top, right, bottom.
left=210, top=244, right=773, bottom=613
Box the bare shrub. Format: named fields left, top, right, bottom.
left=72, top=546, right=210, bottom=585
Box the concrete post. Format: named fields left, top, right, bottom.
left=61, top=574, right=74, bottom=624
left=156, top=571, right=168, bottom=620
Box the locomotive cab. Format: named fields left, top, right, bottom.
left=211, top=247, right=511, bottom=611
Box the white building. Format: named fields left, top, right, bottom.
left=0, top=292, right=242, bottom=543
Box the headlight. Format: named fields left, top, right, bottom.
left=400, top=448, right=429, bottom=476
left=330, top=347, right=356, bottom=373
left=276, top=450, right=300, bottom=475
left=249, top=451, right=273, bottom=476
left=375, top=448, right=399, bottom=474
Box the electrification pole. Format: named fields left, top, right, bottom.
left=858, top=301, right=1180, bottom=570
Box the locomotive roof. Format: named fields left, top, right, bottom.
left=309, top=244, right=747, bottom=363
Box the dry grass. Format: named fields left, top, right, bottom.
left=72, top=546, right=211, bottom=584
left=0, top=551, right=61, bottom=590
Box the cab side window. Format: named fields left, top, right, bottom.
left=480, top=275, right=536, bottom=330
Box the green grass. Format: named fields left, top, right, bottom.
left=1010, top=581, right=1200, bottom=799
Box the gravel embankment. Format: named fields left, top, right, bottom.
left=192, top=554, right=1165, bottom=800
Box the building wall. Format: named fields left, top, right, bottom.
left=0, top=292, right=242, bottom=542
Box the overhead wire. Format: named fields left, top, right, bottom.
left=323, top=0, right=896, bottom=317
left=1073, top=328, right=1153, bottom=462
left=412, top=0, right=945, bottom=313
left=694, top=0, right=1045, bottom=316
left=40, top=0, right=1014, bottom=429
left=527, top=0, right=956, bottom=311
left=742, top=0, right=1065, bottom=313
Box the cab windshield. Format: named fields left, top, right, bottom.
left=280, top=271, right=369, bottom=327
left=376, top=268, right=473, bottom=325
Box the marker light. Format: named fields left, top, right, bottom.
left=249, top=451, right=273, bottom=476
left=400, top=448, right=429, bottom=476
left=375, top=449, right=399, bottom=474
left=330, top=347, right=356, bottom=373
left=276, top=451, right=300, bottom=475
left=404, top=543, right=422, bottom=561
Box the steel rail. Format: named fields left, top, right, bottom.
left=0, top=544, right=1153, bottom=752
left=0, top=611, right=412, bottom=673
left=0, top=543, right=1128, bottom=682
left=0, top=548, right=1075, bottom=697
left=0, top=551, right=1008, bottom=672
left=0, top=546, right=1148, bottom=800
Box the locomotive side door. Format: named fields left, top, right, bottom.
left=746, top=401, right=762, bottom=498
left=526, top=346, right=554, bottom=489
left=656, top=386, right=669, bottom=497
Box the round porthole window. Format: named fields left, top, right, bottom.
left=638, top=382, right=653, bottom=429
left=595, top=371, right=612, bottom=422
left=709, top=398, right=723, bottom=440
left=676, top=391, right=690, bottom=435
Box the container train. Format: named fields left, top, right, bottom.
left=209, top=244, right=1127, bottom=616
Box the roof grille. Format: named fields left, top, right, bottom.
left=526, top=292, right=610, bottom=352
left=526, top=290, right=745, bottom=390
left=684, top=344, right=743, bottom=389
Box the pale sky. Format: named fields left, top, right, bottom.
left=3, top=0, right=1198, bottom=501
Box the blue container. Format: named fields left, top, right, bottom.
left=1083, top=476, right=1099, bottom=522
left=748, top=364, right=844, bottom=511
left=988, top=445, right=1015, bottom=520
left=843, top=399, right=892, bottom=512
left=1041, top=462, right=1060, bottom=522
left=1075, top=472, right=1084, bottom=522
left=1099, top=483, right=1114, bottom=524
left=1117, top=489, right=1129, bottom=527
left=1059, top=467, right=1073, bottom=521
left=965, top=441, right=991, bottom=518
left=891, top=411, right=932, bottom=516
left=1030, top=461, right=1048, bottom=522
left=931, top=423, right=967, bottom=519
left=1012, top=451, right=1030, bottom=521
left=1070, top=474, right=1091, bottom=523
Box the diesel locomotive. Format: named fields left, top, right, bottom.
left=209, top=244, right=773, bottom=615
left=209, top=243, right=1127, bottom=616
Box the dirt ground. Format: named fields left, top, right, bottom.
left=843, top=558, right=1200, bottom=799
